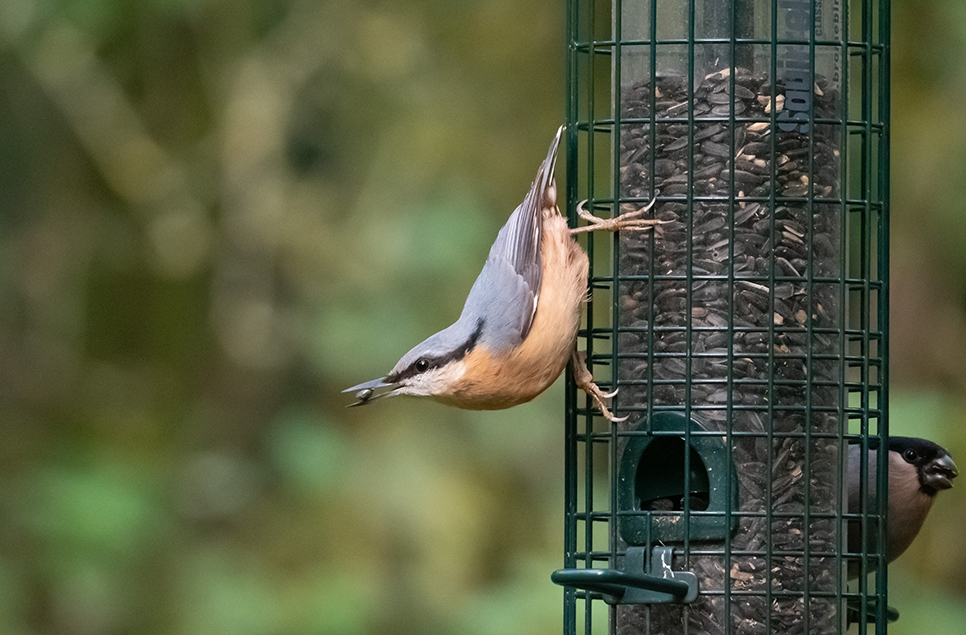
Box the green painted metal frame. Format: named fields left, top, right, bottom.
left=561, top=0, right=890, bottom=632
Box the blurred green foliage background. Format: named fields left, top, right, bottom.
left=1, top=1, right=965, bottom=634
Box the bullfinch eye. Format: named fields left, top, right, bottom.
left=902, top=448, right=919, bottom=463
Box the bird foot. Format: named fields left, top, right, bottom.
left=571, top=350, right=627, bottom=422
left=571, top=196, right=662, bottom=235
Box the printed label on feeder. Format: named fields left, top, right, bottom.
left=776, top=0, right=843, bottom=133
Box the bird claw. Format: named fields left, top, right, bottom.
left=572, top=195, right=663, bottom=235
left=571, top=351, right=626, bottom=422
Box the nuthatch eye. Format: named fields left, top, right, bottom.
left=847, top=436, right=958, bottom=578
left=344, top=126, right=661, bottom=421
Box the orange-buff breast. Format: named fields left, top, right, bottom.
left=436, top=215, right=588, bottom=409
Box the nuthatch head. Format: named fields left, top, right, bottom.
left=346, top=318, right=487, bottom=406
left=847, top=436, right=957, bottom=576
left=345, top=127, right=660, bottom=419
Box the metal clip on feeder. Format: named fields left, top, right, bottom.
left=552, top=545, right=698, bottom=605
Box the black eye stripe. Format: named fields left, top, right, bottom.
left=389, top=319, right=485, bottom=383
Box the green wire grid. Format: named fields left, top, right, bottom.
left=562, top=0, right=889, bottom=633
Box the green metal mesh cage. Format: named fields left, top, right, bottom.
left=559, top=0, right=889, bottom=633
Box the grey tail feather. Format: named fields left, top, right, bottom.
left=536, top=125, right=564, bottom=201
left=516, top=126, right=563, bottom=229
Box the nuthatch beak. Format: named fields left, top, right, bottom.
left=344, top=378, right=398, bottom=406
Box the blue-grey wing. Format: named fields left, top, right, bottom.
left=480, top=127, right=562, bottom=342
left=458, top=256, right=536, bottom=354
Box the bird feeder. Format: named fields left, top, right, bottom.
left=554, top=0, right=889, bottom=633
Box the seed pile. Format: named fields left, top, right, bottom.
left=612, top=68, right=842, bottom=635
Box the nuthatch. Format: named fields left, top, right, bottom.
left=847, top=436, right=958, bottom=577
left=344, top=126, right=659, bottom=421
